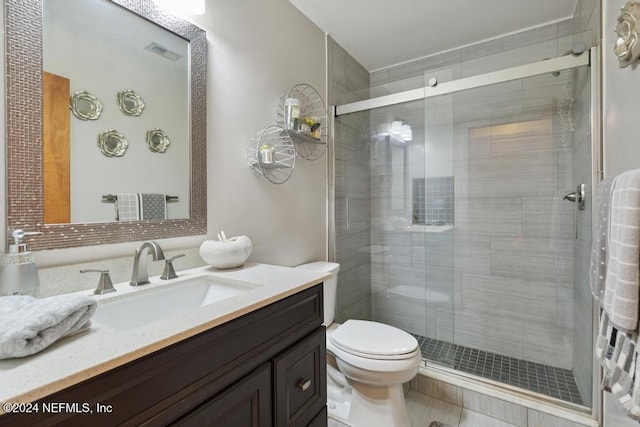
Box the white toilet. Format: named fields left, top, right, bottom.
left=297, top=262, right=422, bottom=427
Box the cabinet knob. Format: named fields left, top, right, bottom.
left=297, top=379, right=311, bottom=391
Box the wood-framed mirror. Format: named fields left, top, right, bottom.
left=5, top=0, right=207, bottom=250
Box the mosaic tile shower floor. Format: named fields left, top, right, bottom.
left=413, top=334, right=583, bottom=405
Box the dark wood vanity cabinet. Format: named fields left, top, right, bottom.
left=1, top=284, right=327, bottom=427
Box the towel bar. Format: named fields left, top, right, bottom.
left=102, top=194, right=179, bottom=202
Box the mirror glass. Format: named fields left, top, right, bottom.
left=5, top=0, right=207, bottom=250
left=44, top=0, right=189, bottom=223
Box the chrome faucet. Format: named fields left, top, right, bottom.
left=80, top=269, right=116, bottom=295
left=130, top=241, right=166, bottom=286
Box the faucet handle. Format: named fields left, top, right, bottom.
left=80, top=269, right=116, bottom=295
left=160, top=254, right=185, bottom=280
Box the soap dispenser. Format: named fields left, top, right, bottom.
left=0, top=229, right=41, bottom=296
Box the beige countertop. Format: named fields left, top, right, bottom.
left=0, top=263, right=329, bottom=411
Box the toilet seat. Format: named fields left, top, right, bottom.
left=329, top=319, right=419, bottom=360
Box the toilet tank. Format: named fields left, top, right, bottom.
left=296, top=261, right=340, bottom=326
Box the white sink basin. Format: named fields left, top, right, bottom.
left=93, top=275, right=260, bottom=331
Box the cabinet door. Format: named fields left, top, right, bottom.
left=173, top=363, right=272, bottom=427
left=274, top=328, right=326, bottom=426
left=307, top=406, right=327, bottom=427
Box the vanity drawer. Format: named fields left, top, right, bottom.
left=274, top=327, right=326, bottom=427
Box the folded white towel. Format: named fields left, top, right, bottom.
left=604, top=169, right=640, bottom=332
left=0, top=294, right=96, bottom=359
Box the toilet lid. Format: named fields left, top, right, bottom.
left=329, top=319, right=418, bottom=358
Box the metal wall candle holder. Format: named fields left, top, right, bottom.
left=274, top=83, right=327, bottom=161
left=246, top=125, right=296, bottom=184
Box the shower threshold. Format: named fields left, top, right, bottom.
left=412, top=334, right=583, bottom=406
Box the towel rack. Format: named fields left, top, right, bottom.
left=102, top=194, right=179, bottom=202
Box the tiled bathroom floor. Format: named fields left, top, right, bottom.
left=328, top=390, right=521, bottom=427
left=414, top=335, right=583, bottom=405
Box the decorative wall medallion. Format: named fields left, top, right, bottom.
left=615, top=2, right=640, bottom=68
left=146, top=128, right=171, bottom=153
left=97, top=129, right=128, bottom=157
left=117, top=89, right=145, bottom=116
left=70, top=91, right=103, bottom=120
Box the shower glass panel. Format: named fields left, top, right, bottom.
left=366, top=99, right=439, bottom=366
left=333, top=58, right=593, bottom=409
left=445, top=67, right=590, bottom=407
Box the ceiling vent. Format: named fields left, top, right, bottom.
left=145, top=42, right=182, bottom=61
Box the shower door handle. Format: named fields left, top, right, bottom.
left=563, top=184, right=585, bottom=239
left=563, top=184, right=585, bottom=211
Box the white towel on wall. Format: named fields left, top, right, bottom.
left=0, top=294, right=97, bottom=359
left=604, top=169, right=640, bottom=333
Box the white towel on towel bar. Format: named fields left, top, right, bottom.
left=604, top=169, right=640, bottom=333
left=116, top=193, right=140, bottom=221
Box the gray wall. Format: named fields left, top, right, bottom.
left=328, top=36, right=372, bottom=322
left=602, top=0, right=640, bottom=424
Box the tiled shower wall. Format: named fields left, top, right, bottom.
left=328, top=36, right=372, bottom=322
left=368, top=18, right=595, bottom=373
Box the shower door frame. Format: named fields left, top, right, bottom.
left=334, top=51, right=590, bottom=117
left=328, top=47, right=602, bottom=421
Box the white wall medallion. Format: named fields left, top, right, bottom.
left=615, top=2, right=640, bottom=67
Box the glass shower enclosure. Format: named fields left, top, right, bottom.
left=332, top=50, right=594, bottom=409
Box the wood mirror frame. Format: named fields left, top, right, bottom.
left=5, top=0, right=207, bottom=250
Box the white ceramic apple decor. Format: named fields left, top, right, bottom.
left=199, top=231, right=253, bottom=269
